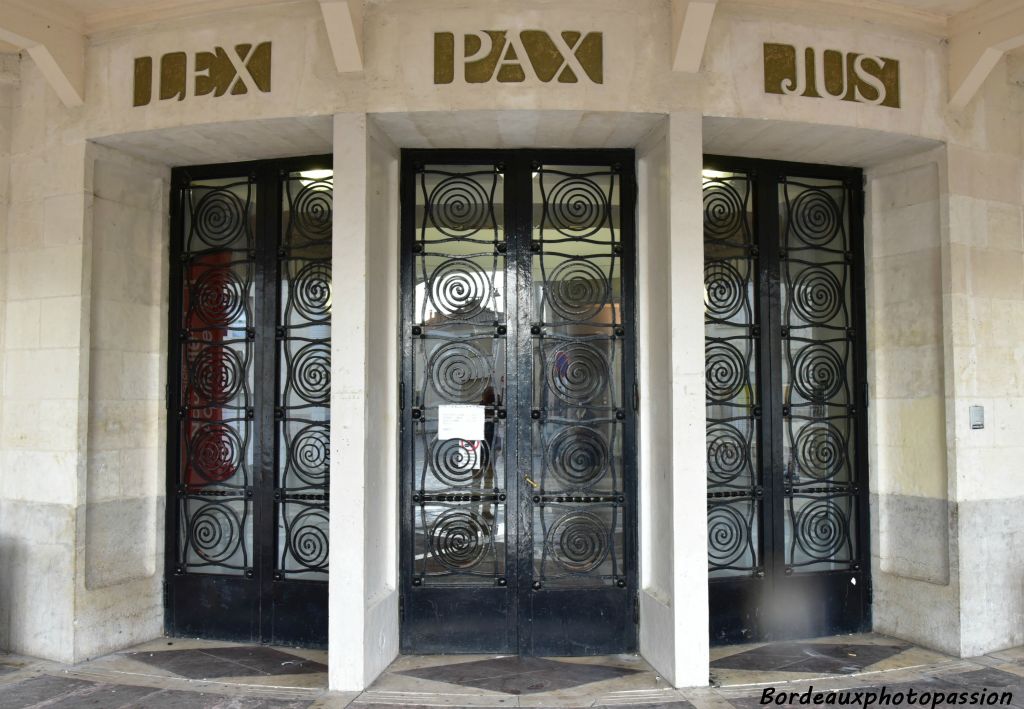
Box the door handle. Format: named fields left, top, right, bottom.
left=524, top=474, right=540, bottom=489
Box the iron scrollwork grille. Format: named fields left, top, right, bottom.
left=779, top=176, right=858, bottom=572
left=276, top=171, right=333, bottom=579
left=702, top=159, right=866, bottom=592
left=168, top=156, right=332, bottom=646
left=176, top=177, right=257, bottom=575
left=410, top=164, right=507, bottom=585
left=531, top=165, right=625, bottom=589
left=703, top=171, right=762, bottom=577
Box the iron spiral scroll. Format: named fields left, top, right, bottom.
left=702, top=167, right=861, bottom=583
left=533, top=165, right=625, bottom=588
left=278, top=170, right=333, bottom=577
left=177, top=178, right=256, bottom=575
left=781, top=177, right=856, bottom=571
left=400, top=153, right=639, bottom=652
left=411, top=165, right=506, bottom=584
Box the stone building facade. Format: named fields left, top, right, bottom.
left=0, top=0, right=1021, bottom=693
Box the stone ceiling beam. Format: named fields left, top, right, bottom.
left=319, top=0, right=364, bottom=73
left=672, top=0, right=718, bottom=73
left=948, top=0, right=1024, bottom=111
left=0, top=0, right=84, bottom=107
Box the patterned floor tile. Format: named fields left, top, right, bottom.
left=709, top=641, right=909, bottom=674
left=0, top=673, right=316, bottom=709
left=0, top=675, right=97, bottom=709
left=125, top=646, right=328, bottom=680
left=43, top=682, right=166, bottom=709
left=394, top=656, right=641, bottom=695
left=593, top=703, right=695, bottom=709
left=939, top=667, right=1024, bottom=688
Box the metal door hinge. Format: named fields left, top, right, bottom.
left=399, top=382, right=405, bottom=412
left=633, top=379, right=640, bottom=412
left=633, top=592, right=640, bottom=625
left=399, top=594, right=404, bottom=620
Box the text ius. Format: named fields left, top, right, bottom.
left=763, top=43, right=900, bottom=108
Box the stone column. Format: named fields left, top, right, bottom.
left=328, top=112, right=401, bottom=691
left=634, top=111, right=710, bottom=688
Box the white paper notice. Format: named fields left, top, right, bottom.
left=437, top=405, right=486, bottom=441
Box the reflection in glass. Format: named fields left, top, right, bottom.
left=411, top=165, right=507, bottom=585
left=178, top=177, right=256, bottom=574
left=703, top=169, right=761, bottom=578
left=779, top=176, right=857, bottom=572
left=531, top=165, right=625, bottom=588
left=276, top=170, right=333, bottom=580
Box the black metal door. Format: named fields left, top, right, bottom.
left=703, top=155, right=870, bottom=644
left=399, top=150, right=638, bottom=655
left=166, top=155, right=333, bottom=646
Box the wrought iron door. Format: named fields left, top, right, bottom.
left=399, top=150, right=638, bottom=655
left=166, top=155, right=332, bottom=646
left=703, top=155, right=870, bottom=644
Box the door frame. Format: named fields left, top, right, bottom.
left=164, top=154, right=333, bottom=646
left=398, top=148, right=640, bottom=655
left=704, top=154, right=872, bottom=643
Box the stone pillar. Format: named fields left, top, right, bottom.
left=328, top=112, right=401, bottom=691
left=666, top=111, right=711, bottom=687
left=635, top=111, right=709, bottom=688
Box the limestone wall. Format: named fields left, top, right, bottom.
left=0, top=57, right=88, bottom=662
left=0, top=54, right=170, bottom=661
left=75, top=142, right=169, bottom=660
left=75, top=0, right=950, bottom=145
left=866, top=147, right=961, bottom=653
left=944, top=57, right=1024, bottom=656
left=0, top=53, right=15, bottom=656
left=865, top=54, right=1024, bottom=657
left=0, top=0, right=1021, bottom=686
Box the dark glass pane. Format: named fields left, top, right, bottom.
left=411, top=165, right=508, bottom=585
left=178, top=177, right=256, bottom=575
left=703, top=169, right=761, bottom=577
left=779, top=176, right=858, bottom=572
left=530, top=165, right=624, bottom=588
left=276, top=169, right=333, bottom=580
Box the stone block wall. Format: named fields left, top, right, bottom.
left=0, top=58, right=88, bottom=663
left=75, top=142, right=168, bottom=660
left=867, top=56, right=1024, bottom=658
left=866, top=147, right=962, bottom=654
left=944, top=64, right=1024, bottom=652
left=0, top=57, right=169, bottom=663
left=0, top=54, right=15, bottom=656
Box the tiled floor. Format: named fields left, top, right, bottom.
left=0, top=634, right=1021, bottom=708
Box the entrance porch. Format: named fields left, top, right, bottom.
left=0, top=634, right=1021, bottom=708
